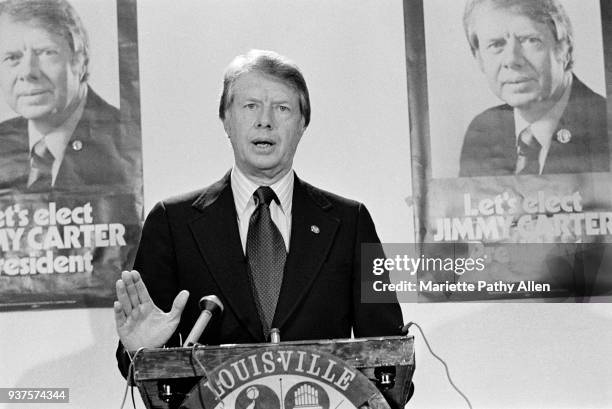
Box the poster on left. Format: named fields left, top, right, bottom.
left=0, top=0, right=142, bottom=310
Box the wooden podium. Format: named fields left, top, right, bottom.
left=132, top=335, right=414, bottom=409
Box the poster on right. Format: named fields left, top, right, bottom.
left=404, top=0, right=612, bottom=301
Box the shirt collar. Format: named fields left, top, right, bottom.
left=28, top=88, right=88, bottom=162
left=231, top=166, right=294, bottom=216
left=514, top=74, right=572, bottom=150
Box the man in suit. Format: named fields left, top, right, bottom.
left=0, top=0, right=140, bottom=193
left=114, top=50, right=403, bottom=374
left=459, top=0, right=608, bottom=177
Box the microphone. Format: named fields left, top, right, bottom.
left=183, top=295, right=224, bottom=347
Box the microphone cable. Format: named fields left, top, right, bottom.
left=119, top=348, right=143, bottom=409
left=191, top=343, right=226, bottom=408
left=404, top=321, right=473, bottom=409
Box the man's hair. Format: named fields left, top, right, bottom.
left=218, top=49, right=311, bottom=127
left=463, top=0, right=574, bottom=70
left=0, top=0, right=89, bottom=81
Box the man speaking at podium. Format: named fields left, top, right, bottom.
left=114, top=50, right=403, bottom=377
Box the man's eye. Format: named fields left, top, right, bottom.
left=278, top=105, right=290, bottom=112
left=244, top=103, right=256, bottom=110
left=522, top=37, right=542, bottom=46
left=487, top=41, right=505, bottom=53
left=38, top=49, right=58, bottom=57
left=3, top=54, right=19, bottom=63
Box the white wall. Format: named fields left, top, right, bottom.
left=1, top=1, right=611, bottom=408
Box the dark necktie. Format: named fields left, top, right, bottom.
left=246, top=186, right=286, bottom=333
left=515, top=127, right=541, bottom=175
left=27, top=137, right=54, bottom=190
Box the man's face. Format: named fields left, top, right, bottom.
left=0, top=16, right=84, bottom=127
left=473, top=6, right=569, bottom=114
left=223, top=71, right=306, bottom=183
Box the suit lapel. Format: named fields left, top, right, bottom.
left=499, top=111, right=518, bottom=174
left=54, top=116, right=92, bottom=188
left=543, top=76, right=591, bottom=174
left=54, top=87, right=121, bottom=189
left=189, top=173, right=264, bottom=341
left=0, top=118, right=29, bottom=188
left=545, top=118, right=579, bottom=174
left=487, top=106, right=516, bottom=175
left=273, top=176, right=340, bottom=331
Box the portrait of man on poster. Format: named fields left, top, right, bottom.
left=459, top=0, right=608, bottom=177
left=0, top=0, right=139, bottom=193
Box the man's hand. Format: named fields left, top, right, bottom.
left=113, top=270, right=189, bottom=351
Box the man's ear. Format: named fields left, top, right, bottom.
left=222, top=113, right=232, bottom=137
left=556, top=41, right=571, bottom=70
left=475, top=49, right=485, bottom=73
left=72, top=51, right=88, bottom=83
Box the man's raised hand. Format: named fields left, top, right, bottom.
left=113, top=270, right=189, bottom=351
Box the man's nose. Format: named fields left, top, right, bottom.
left=256, top=105, right=274, bottom=129
left=17, top=51, right=41, bottom=80
left=501, top=37, right=524, bottom=68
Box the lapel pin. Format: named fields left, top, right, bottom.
left=71, top=140, right=83, bottom=151
left=310, top=225, right=320, bottom=234
left=556, top=129, right=571, bottom=144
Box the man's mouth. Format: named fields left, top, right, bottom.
left=503, top=77, right=532, bottom=85
left=19, top=89, right=50, bottom=97
left=252, top=139, right=275, bottom=148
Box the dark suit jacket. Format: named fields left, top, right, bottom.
left=0, top=87, right=141, bottom=193
left=459, top=76, right=609, bottom=177
left=116, top=172, right=403, bottom=377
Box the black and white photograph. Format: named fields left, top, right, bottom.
left=404, top=0, right=612, bottom=303
left=0, top=0, right=142, bottom=311
left=0, top=1, right=611, bottom=409
left=423, top=0, right=608, bottom=178
left=0, top=0, right=139, bottom=192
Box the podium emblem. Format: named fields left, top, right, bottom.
left=285, top=382, right=329, bottom=409
left=182, top=345, right=391, bottom=408
left=235, top=385, right=280, bottom=409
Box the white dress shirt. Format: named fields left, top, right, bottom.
left=231, top=166, right=294, bottom=254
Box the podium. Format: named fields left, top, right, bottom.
left=132, top=335, right=414, bottom=409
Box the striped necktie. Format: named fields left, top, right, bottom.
left=515, top=127, right=541, bottom=175
left=27, top=137, right=54, bottom=190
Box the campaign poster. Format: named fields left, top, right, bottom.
left=0, top=0, right=142, bottom=310
left=403, top=0, right=612, bottom=301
